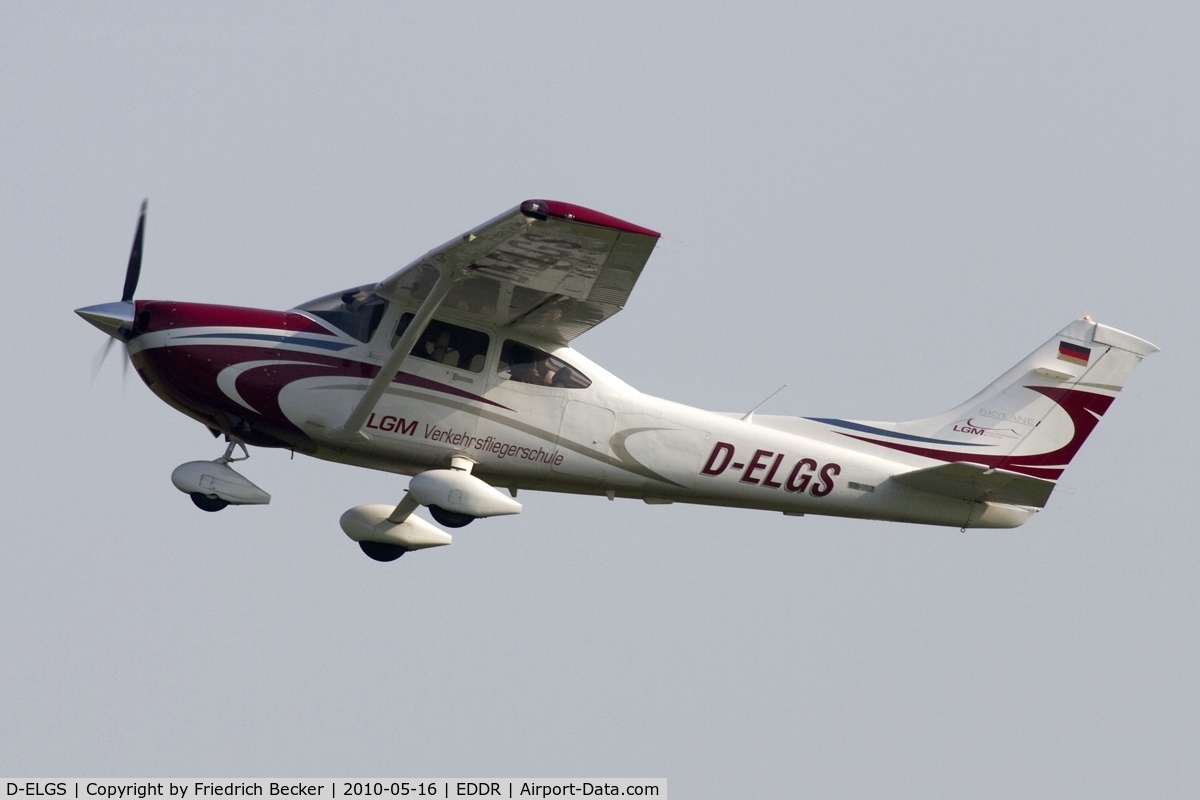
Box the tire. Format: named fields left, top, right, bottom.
left=359, top=541, right=407, bottom=562
left=429, top=505, right=475, bottom=528
left=190, top=492, right=229, bottom=512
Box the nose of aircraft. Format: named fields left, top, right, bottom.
left=75, top=300, right=135, bottom=340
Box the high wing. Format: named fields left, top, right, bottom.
left=375, top=200, right=660, bottom=344
left=325, top=200, right=660, bottom=441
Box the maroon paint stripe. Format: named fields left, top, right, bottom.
left=835, top=386, right=1115, bottom=482
left=835, top=433, right=1064, bottom=478
left=525, top=199, right=660, bottom=238
left=134, top=301, right=330, bottom=335
left=140, top=342, right=513, bottom=412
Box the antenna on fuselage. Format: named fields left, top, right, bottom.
left=741, top=383, right=787, bottom=422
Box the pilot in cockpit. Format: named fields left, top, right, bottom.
left=511, top=356, right=557, bottom=386
left=334, top=290, right=385, bottom=341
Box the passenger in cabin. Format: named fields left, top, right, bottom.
left=500, top=340, right=589, bottom=388
left=532, top=358, right=563, bottom=386
left=509, top=359, right=542, bottom=384
left=550, top=364, right=577, bottom=388
left=425, top=330, right=460, bottom=368
left=505, top=343, right=549, bottom=385
left=530, top=358, right=557, bottom=385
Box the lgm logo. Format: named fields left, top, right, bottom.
left=950, top=417, right=1020, bottom=440
left=365, top=413, right=417, bottom=435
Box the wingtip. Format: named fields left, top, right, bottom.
left=520, top=199, right=660, bottom=238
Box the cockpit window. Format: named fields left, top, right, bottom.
left=297, top=285, right=386, bottom=343
left=393, top=314, right=490, bottom=373
left=498, top=340, right=591, bottom=389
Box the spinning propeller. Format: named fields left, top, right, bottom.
left=77, top=200, right=148, bottom=380
left=122, top=199, right=147, bottom=303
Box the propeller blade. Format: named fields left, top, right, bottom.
left=121, top=199, right=148, bottom=303
left=89, top=334, right=135, bottom=387
left=91, top=337, right=117, bottom=384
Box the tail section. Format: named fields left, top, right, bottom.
left=818, top=319, right=1157, bottom=485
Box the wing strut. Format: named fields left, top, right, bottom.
left=327, top=273, right=457, bottom=443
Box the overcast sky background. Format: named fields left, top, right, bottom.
left=2, top=3, right=1197, bottom=796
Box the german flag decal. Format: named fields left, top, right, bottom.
left=1058, top=341, right=1091, bottom=366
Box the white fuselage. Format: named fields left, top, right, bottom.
left=280, top=337, right=1031, bottom=530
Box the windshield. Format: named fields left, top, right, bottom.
left=295, top=285, right=387, bottom=342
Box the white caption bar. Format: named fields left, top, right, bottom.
left=3, top=781, right=667, bottom=800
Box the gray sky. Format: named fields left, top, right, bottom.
left=2, top=3, right=1197, bottom=796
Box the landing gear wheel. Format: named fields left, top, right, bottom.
left=429, top=505, right=475, bottom=528
left=359, top=541, right=407, bottom=562
left=190, top=492, right=229, bottom=512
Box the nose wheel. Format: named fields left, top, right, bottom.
left=172, top=438, right=271, bottom=511
left=188, top=440, right=247, bottom=512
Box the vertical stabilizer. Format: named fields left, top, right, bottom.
left=815, top=320, right=1157, bottom=481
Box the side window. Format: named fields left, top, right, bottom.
left=393, top=314, right=490, bottom=373
left=498, top=340, right=592, bottom=389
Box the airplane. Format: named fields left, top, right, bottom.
left=77, top=199, right=1158, bottom=561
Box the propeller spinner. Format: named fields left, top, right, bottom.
left=76, top=199, right=147, bottom=340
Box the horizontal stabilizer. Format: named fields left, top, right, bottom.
left=892, top=461, right=1055, bottom=507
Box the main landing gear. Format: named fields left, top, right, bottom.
left=358, top=541, right=408, bottom=562
left=171, top=439, right=271, bottom=512
left=428, top=505, right=475, bottom=528
left=341, top=458, right=525, bottom=562
left=340, top=494, right=453, bottom=562
left=190, top=492, right=229, bottom=512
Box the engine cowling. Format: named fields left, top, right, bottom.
left=408, top=469, right=522, bottom=519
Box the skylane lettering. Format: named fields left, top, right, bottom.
left=700, top=441, right=840, bottom=496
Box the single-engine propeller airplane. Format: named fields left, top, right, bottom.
left=78, top=199, right=1157, bottom=561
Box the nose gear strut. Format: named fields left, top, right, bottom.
left=171, top=437, right=271, bottom=512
